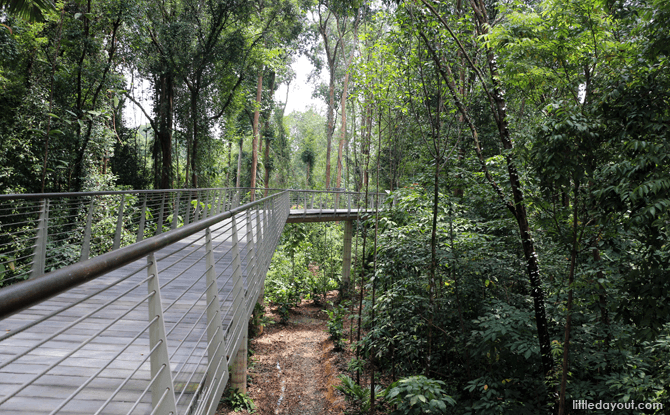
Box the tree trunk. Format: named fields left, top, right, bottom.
left=189, top=84, right=200, bottom=188
left=250, top=71, right=263, bottom=197
left=41, top=9, right=64, bottom=193
left=417, top=1, right=554, bottom=376
left=337, top=14, right=358, bottom=190
left=558, top=184, right=579, bottom=415
left=263, top=71, right=276, bottom=196
left=325, top=71, right=335, bottom=189
left=158, top=73, right=174, bottom=189
left=226, top=139, right=232, bottom=187
left=236, top=136, right=243, bottom=188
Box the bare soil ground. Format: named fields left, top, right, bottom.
left=216, top=292, right=350, bottom=415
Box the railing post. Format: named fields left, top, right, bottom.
left=204, top=228, right=229, bottom=412
left=184, top=191, right=192, bottom=225
left=253, top=203, right=264, bottom=307
left=113, top=194, right=125, bottom=250
left=80, top=198, right=95, bottom=261
left=228, top=213, right=247, bottom=394
left=137, top=194, right=147, bottom=242
left=171, top=192, right=180, bottom=230
left=194, top=191, right=201, bottom=221
left=156, top=193, right=165, bottom=236
left=218, top=189, right=226, bottom=214
left=203, top=190, right=211, bottom=219
left=146, top=253, right=178, bottom=414
left=230, top=214, right=244, bottom=328
left=245, top=208, right=255, bottom=313
left=31, top=199, right=49, bottom=279
left=342, top=220, right=353, bottom=297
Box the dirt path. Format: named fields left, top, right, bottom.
left=217, top=297, right=347, bottom=415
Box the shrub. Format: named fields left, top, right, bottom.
left=383, top=375, right=455, bottom=414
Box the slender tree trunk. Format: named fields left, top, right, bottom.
left=226, top=139, right=232, bottom=187
left=355, top=98, right=373, bottom=386
left=337, top=14, right=358, bottom=190
left=41, top=9, right=64, bottom=193
left=236, top=136, right=243, bottom=188
left=189, top=84, right=200, bottom=188
left=416, top=4, right=554, bottom=375
left=558, top=183, right=580, bottom=415
left=336, top=75, right=348, bottom=190
left=263, top=71, right=276, bottom=196
left=71, top=17, right=122, bottom=191
left=370, top=102, right=383, bottom=411
left=325, top=71, right=335, bottom=189
left=250, top=71, right=263, bottom=198
left=451, top=207, right=471, bottom=379
left=158, top=73, right=174, bottom=189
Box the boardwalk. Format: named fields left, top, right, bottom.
left=0, top=213, right=261, bottom=414
left=0, top=188, right=383, bottom=415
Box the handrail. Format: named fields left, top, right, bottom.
left=0, top=187, right=387, bottom=415
left=0, top=191, right=286, bottom=320
left=0, top=190, right=292, bottom=415
left=0, top=187, right=387, bottom=288
left=0, top=187, right=382, bottom=200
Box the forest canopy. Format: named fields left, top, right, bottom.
left=1, top=0, right=669, bottom=413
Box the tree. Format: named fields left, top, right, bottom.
left=415, top=0, right=554, bottom=378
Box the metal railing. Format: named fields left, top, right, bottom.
left=286, top=189, right=387, bottom=220
left=0, top=187, right=387, bottom=415
left=0, top=188, right=274, bottom=287
left=0, top=190, right=288, bottom=415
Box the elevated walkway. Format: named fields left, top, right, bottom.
left=287, top=208, right=363, bottom=223
left=0, top=188, right=386, bottom=415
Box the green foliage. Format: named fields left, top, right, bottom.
left=324, top=301, right=347, bottom=351
left=265, top=222, right=344, bottom=318
left=221, top=389, right=256, bottom=413
left=383, top=376, right=455, bottom=415
left=250, top=302, right=274, bottom=337
left=1, top=0, right=56, bottom=22
left=335, top=374, right=383, bottom=414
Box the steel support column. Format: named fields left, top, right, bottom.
left=342, top=220, right=353, bottom=296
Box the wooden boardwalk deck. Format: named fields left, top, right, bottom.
left=0, top=213, right=260, bottom=415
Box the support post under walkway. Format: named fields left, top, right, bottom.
left=230, top=321, right=248, bottom=394
left=342, top=220, right=353, bottom=296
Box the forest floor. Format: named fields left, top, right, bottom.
left=216, top=291, right=352, bottom=415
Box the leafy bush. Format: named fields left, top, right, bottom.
left=383, top=376, right=455, bottom=414
left=221, top=388, right=256, bottom=413
left=324, top=301, right=347, bottom=350
left=335, top=374, right=383, bottom=414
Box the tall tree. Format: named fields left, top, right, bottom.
left=415, top=0, right=554, bottom=377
